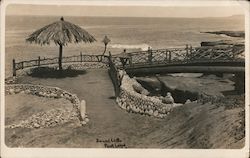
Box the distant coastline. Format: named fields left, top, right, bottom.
left=202, top=31, right=245, bottom=38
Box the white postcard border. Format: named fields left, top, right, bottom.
left=1, top=1, right=249, bottom=158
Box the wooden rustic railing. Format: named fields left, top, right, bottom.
left=12, top=45, right=244, bottom=76
left=107, top=52, right=121, bottom=97
left=110, top=45, right=244, bottom=68
left=12, top=52, right=109, bottom=76
left=107, top=45, right=244, bottom=94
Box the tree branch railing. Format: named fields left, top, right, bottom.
left=110, top=45, right=244, bottom=68
left=107, top=52, right=121, bottom=97
left=12, top=52, right=109, bottom=76
left=12, top=45, right=244, bottom=76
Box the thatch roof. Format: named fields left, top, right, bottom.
left=26, top=17, right=96, bottom=46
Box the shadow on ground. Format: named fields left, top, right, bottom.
left=221, top=90, right=245, bottom=96
left=222, top=90, right=242, bottom=96
left=28, top=67, right=87, bottom=78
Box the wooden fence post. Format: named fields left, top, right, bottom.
left=188, top=45, right=193, bottom=61
left=80, top=52, right=83, bottom=62
left=232, top=47, right=235, bottom=59
left=108, top=51, right=112, bottom=66
left=128, top=54, right=133, bottom=67
left=121, top=49, right=127, bottom=67
left=12, top=59, right=16, bottom=76
left=38, top=56, right=41, bottom=66
left=148, top=47, right=152, bottom=64
left=165, top=50, right=168, bottom=62
left=186, top=44, right=189, bottom=57
left=190, top=45, right=193, bottom=55
left=168, top=51, right=172, bottom=63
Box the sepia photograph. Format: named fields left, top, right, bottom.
left=1, top=0, right=249, bottom=157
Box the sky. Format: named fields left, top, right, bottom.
left=6, top=4, right=245, bottom=18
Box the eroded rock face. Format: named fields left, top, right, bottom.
left=136, top=77, right=163, bottom=95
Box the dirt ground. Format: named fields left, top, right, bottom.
left=5, top=94, right=72, bottom=126
left=5, top=69, right=245, bottom=148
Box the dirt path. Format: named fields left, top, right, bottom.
left=5, top=69, right=245, bottom=148
left=7, top=69, right=167, bottom=147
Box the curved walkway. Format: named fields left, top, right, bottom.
left=5, top=68, right=244, bottom=149
left=6, top=69, right=167, bottom=148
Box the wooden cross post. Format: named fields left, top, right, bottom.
left=12, top=59, right=16, bottom=76
left=38, top=56, right=41, bottom=66
left=165, top=50, right=168, bottom=62
left=148, top=47, right=153, bottom=64
left=185, top=44, right=189, bottom=60
left=168, top=51, right=172, bottom=63
left=128, top=54, right=133, bottom=67
left=107, top=51, right=112, bottom=67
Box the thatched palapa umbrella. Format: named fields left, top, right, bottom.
left=26, top=17, right=96, bottom=70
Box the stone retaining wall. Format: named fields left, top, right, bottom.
left=5, top=84, right=88, bottom=128
left=115, top=74, right=226, bottom=118
left=116, top=71, right=174, bottom=118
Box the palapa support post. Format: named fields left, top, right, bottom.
left=80, top=52, right=83, bottom=62
left=12, top=59, right=16, bottom=77
left=38, top=56, right=41, bottom=66
left=58, top=44, right=63, bottom=70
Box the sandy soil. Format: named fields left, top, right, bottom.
left=5, top=94, right=72, bottom=126
left=5, top=69, right=245, bottom=148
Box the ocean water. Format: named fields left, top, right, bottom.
left=5, top=15, right=244, bottom=77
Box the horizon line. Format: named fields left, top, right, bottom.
left=6, top=14, right=244, bottom=19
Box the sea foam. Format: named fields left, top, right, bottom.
left=110, top=43, right=151, bottom=51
